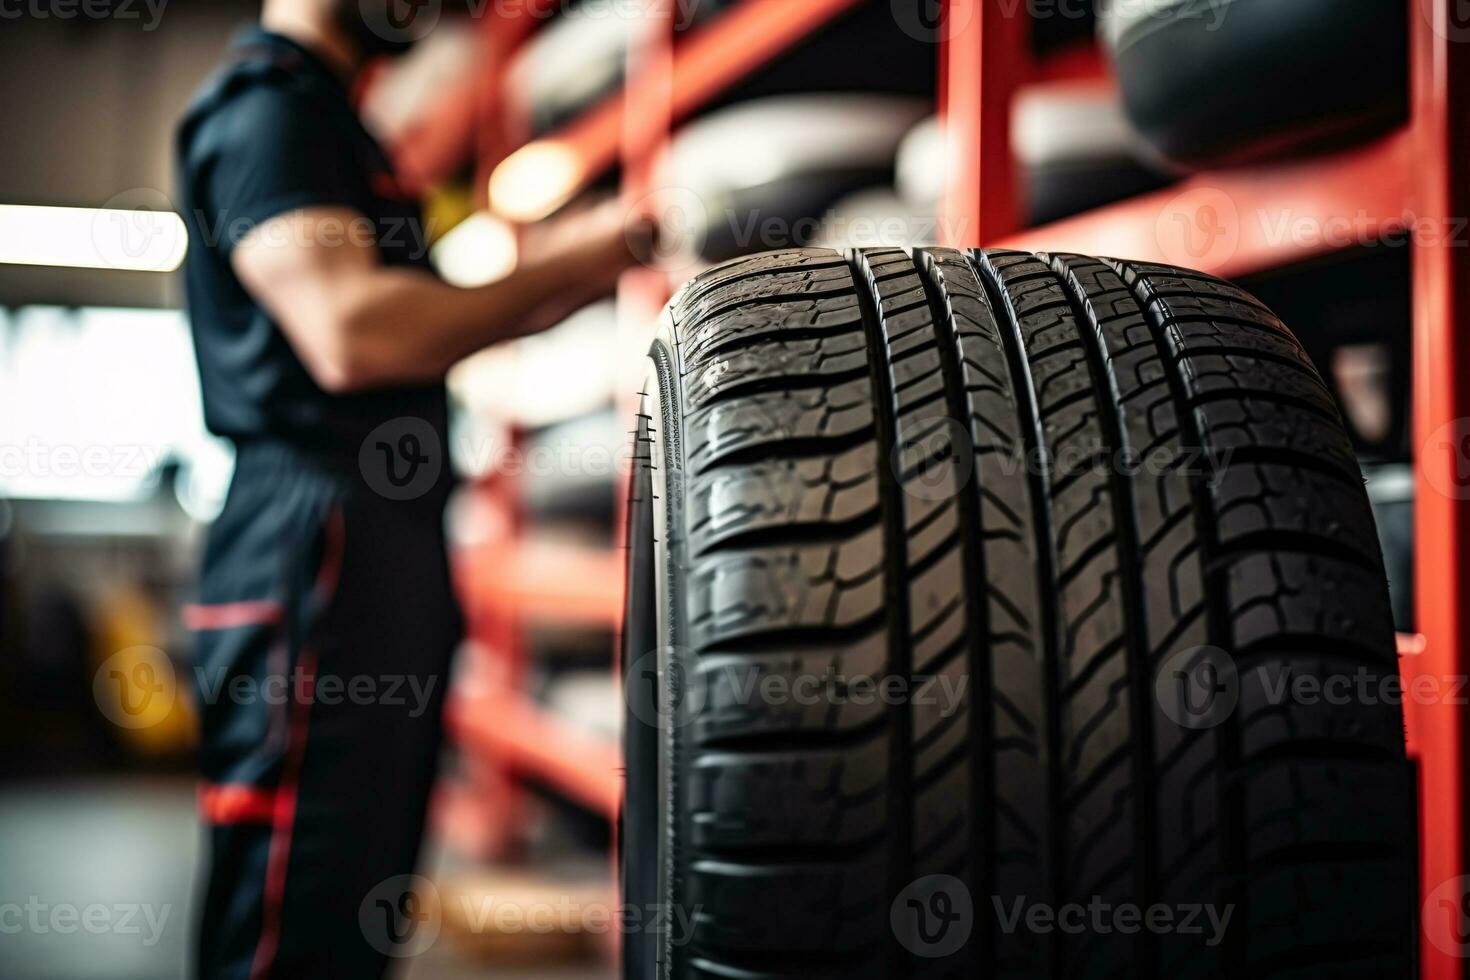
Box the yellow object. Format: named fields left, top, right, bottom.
left=91, top=588, right=196, bottom=756
left=422, top=182, right=476, bottom=245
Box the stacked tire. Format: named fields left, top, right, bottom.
left=622, top=247, right=1416, bottom=978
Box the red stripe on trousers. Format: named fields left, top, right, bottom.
left=183, top=601, right=284, bottom=631
left=248, top=506, right=345, bottom=980
left=199, top=783, right=278, bottom=825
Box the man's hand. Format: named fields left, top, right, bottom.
left=232, top=202, right=647, bottom=393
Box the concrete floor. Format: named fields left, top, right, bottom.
left=0, top=777, right=613, bottom=980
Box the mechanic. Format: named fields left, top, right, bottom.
left=174, top=1, right=648, bottom=976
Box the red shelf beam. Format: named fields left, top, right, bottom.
left=454, top=540, right=624, bottom=630
left=996, top=127, right=1415, bottom=279
left=489, top=0, right=863, bottom=220
left=392, top=0, right=566, bottom=194
left=447, top=684, right=622, bottom=820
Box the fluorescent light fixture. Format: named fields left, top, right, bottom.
left=488, top=141, right=583, bottom=223
left=0, top=204, right=188, bottom=273
left=432, top=212, right=519, bottom=287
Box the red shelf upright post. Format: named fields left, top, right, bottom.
left=619, top=0, right=678, bottom=327
left=459, top=438, right=531, bottom=861
left=470, top=4, right=541, bottom=208
left=1410, top=1, right=1470, bottom=976
left=940, top=0, right=1027, bottom=247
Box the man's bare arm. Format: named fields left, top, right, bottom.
left=231, top=204, right=643, bottom=392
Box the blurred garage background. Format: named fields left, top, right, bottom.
left=0, top=0, right=1415, bottom=977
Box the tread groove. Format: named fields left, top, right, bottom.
left=914, top=249, right=992, bottom=975
left=1113, top=257, right=1245, bottom=979
left=1052, top=253, right=1160, bottom=979
left=848, top=249, right=915, bottom=980
left=970, top=248, right=1066, bottom=979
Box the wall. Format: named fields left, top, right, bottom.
left=0, top=1, right=260, bottom=309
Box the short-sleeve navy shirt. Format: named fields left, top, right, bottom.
left=175, top=29, right=447, bottom=458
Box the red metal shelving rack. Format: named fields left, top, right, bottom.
left=429, top=0, right=878, bottom=856
left=941, top=6, right=1465, bottom=976
left=420, top=5, right=1466, bottom=974
left=1405, top=16, right=1469, bottom=976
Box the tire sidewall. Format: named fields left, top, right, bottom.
left=624, top=327, right=690, bottom=980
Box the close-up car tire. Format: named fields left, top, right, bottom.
left=622, top=246, right=1416, bottom=978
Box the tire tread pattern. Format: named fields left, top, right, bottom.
left=647, top=246, right=1412, bottom=980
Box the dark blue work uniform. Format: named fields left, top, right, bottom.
left=175, top=29, right=461, bottom=979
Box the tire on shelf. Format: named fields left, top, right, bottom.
left=621, top=246, right=1416, bottom=979
left=1099, top=0, right=1407, bottom=170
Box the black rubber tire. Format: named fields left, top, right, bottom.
left=622, top=246, right=1415, bottom=979
left=1101, top=0, right=1407, bottom=170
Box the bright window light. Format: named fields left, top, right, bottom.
left=0, top=204, right=188, bottom=273
left=0, top=306, right=230, bottom=510
left=488, top=141, right=583, bottom=223
left=432, top=212, right=519, bottom=287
